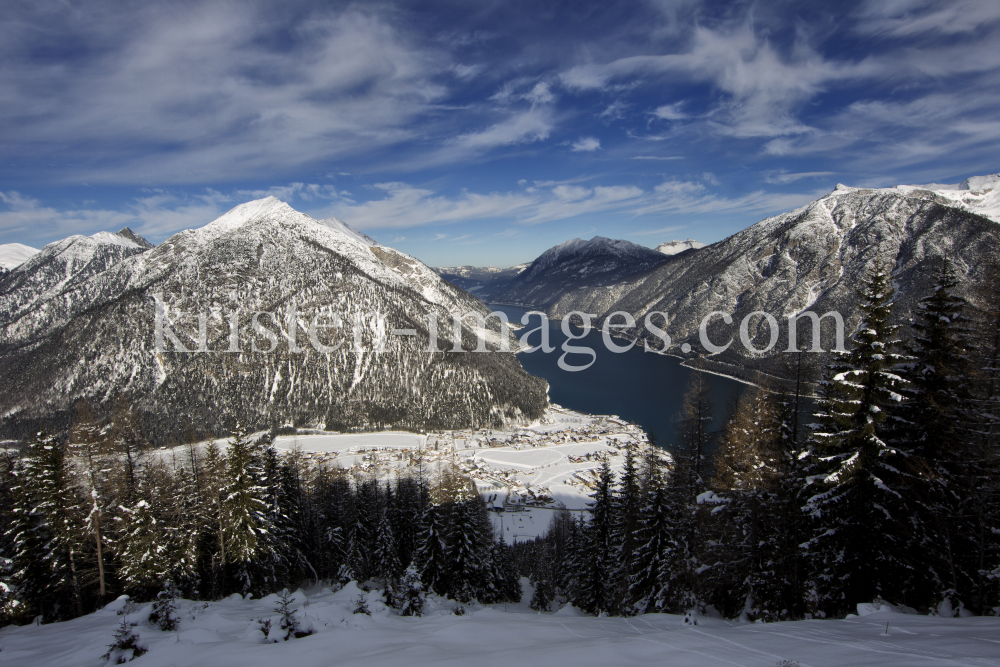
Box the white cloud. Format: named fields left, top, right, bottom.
left=0, top=190, right=228, bottom=243
left=450, top=107, right=554, bottom=152
left=853, top=0, right=1000, bottom=37
left=326, top=178, right=817, bottom=231
left=651, top=103, right=688, bottom=120
left=631, top=225, right=687, bottom=236
left=570, top=137, right=601, bottom=152
left=764, top=171, right=836, bottom=184
left=0, top=5, right=453, bottom=183
left=560, top=23, right=866, bottom=139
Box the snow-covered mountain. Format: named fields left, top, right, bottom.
left=655, top=239, right=706, bottom=256
left=894, top=172, right=1000, bottom=223
left=320, top=215, right=378, bottom=246
left=0, top=230, right=151, bottom=342
left=531, top=174, right=1000, bottom=381
left=116, top=226, right=155, bottom=249
left=489, top=237, right=669, bottom=310
left=434, top=263, right=529, bottom=296
left=0, top=243, right=40, bottom=270
left=0, top=198, right=546, bottom=442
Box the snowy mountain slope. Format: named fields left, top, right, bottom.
left=116, top=226, right=155, bottom=249
left=489, top=237, right=670, bottom=309
left=542, top=180, right=1000, bottom=381
left=0, top=243, right=40, bottom=270
left=1, top=585, right=998, bottom=667
left=0, top=230, right=150, bottom=344
left=434, top=263, right=529, bottom=296
left=0, top=198, right=547, bottom=443
left=655, top=239, right=706, bottom=255
left=319, top=215, right=377, bottom=246
left=892, top=172, right=1000, bottom=223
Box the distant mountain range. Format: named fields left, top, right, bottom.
left=0, top=200, right=546, bottom=442
left=437, top=173, right=1000, bottom=383
left=433, top=264, right=529, bottom=296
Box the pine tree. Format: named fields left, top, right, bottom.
left=392, top=563, right=426, bottom=616
left=109, top=397, right=147, bottom=504
left=959, top=258, right=1000, bottom=614
left=804, top=257, right=913, bottom=614
left=529, top=543, right=556, bottom=611
left=652, top=376, right=715, bottom=614
left=889, top=262, right=979, bottom=611
left=347, top=479, right=378, bottom=583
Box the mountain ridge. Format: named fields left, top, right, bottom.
left=0, top=198, right=547, bottom=442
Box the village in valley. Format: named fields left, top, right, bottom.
left=256, top=406, right=653, bottom=539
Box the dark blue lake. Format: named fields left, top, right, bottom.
left=490, top=304, right=746, bottom=451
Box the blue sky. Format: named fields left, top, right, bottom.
left=1, top=0, right=998, bottom=268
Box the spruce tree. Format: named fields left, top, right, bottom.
left=116, top=498, right=170, bottom=597
left=414, top=503, right=449, bottom=596
left=892, top=262, right=978, bottom=610
left=575, top=460, right=617, bottom=615
left=804, top=257, right=913, bottom=614
left=628, top=446, right=674, bottom=613
left=220, top=424, right=276, bottom=595
left=8, top=432, right=86, bottom=619
left=444, top=495, right=488, bottom=603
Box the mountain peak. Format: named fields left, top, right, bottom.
left=0, top=242, right=41, bottom=270
left=117, top=227, right=154, bottom=249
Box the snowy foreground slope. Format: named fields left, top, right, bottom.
left=2, top=584, right=998, bottom=667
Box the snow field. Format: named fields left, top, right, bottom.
left=2, top=583, right=999, bottom=667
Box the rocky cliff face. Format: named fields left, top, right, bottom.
left=0, top=198, right=547, bottom=442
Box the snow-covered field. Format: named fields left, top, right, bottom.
left=2, top=583, right=998, bottom=667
